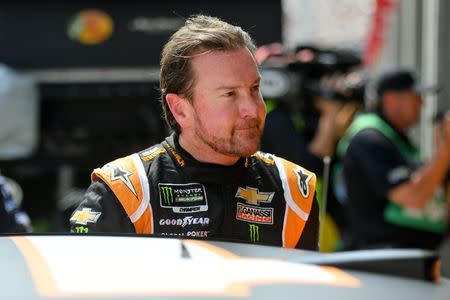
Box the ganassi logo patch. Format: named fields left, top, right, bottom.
left=295, top=167, right=312, bottom=198
left=236, top=203, right=274, bottom=224
left=159, top=183, right=208, bottom=213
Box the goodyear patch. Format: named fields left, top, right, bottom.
left=159, top=183, right=208, bottom=213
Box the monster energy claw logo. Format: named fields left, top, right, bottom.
left=249, top=224, right=259, bottom=242
left=160, top=186, right=174, bottom=205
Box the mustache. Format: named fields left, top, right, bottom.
left=235, top=119, right=261, bottom=130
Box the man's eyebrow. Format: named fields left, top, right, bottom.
left=214, top=78, right=261, bottom=90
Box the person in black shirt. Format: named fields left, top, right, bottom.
left=340, top=70, right=450, bottom=249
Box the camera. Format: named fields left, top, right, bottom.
left=258, top=44, right=367, bottom=106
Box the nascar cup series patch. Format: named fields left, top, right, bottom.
left=159, top=183, right=208, bottom=213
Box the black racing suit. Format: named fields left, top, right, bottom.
left=70, top=134, right=319, bottom=250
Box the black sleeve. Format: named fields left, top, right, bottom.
left=0, top=190, right=16, bottom=233
left=261, top=107, right=325, bottom=175
left=296, top=194, right=319, bottom=250
left=344, top=128, right=413, bottom=197
left=69, top=180, right=135, bottom=234
left=0, top=178, right=32, bottom=233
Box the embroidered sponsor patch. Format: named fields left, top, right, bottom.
left=159, top=183, right=208, bottom=213
left=295, top=167, right=312, bottom=198
left=159, top=216, right=210, bottom=227
left=70, top=208, right=101, bottom=225
left=165, top=143, right=185, bottom=166
left=140, top=146, right=166, bottom=161
left=236, top=203, right=273, bottom=224
left=74, top=226, right=89, bottom=234
left=235, top=186, right=274, bottom=205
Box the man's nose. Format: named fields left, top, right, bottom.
left=239, top=94, right=260, bottom=118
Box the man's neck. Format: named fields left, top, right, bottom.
left=178, top=133, right=240, bottom=166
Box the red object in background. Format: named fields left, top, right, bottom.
left=363, top=0, right=396, bottom=67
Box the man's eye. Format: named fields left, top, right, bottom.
left=224, top=91, right=235, bottom=97
left=252, top=85, right=260, bottom=92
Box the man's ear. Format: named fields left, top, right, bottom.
left=166, top=93, right=192, bottom=128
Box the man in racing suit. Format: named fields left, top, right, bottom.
left=70, top=15, right=319, bottom=250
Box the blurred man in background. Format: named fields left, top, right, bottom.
left=339, top=69, right=450, bottom=250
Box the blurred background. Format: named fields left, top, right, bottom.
left=0, top=0, right=448, bottom=271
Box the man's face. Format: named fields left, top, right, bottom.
left=186, top=48, right=266, bottom=159
left=397, top=90, right=423, bottom=126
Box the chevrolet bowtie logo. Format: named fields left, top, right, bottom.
left=70, top=208, right=101, bottom=225
left=235, top=187, right=274, bottom=205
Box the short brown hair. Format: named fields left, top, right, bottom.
left=159, top=15, right=256, bottom=133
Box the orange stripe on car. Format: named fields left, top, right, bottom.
left=320, top=266, right=361, bottom=287
left=11, top=236, right=59, bottom=297
left=184, top=240, right=240, bottom=259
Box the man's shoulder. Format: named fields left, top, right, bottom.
left=138, top=144, right=168, bottom=163
left=350, top=127, right=392, bottom=149
left=251, top=151, right=316, bottom=179
left=91, top=142, right=167, bottom=182
left=251, top=150, right=277, bottom=165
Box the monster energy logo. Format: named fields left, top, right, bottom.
left=160, top=186, right=174, bottom=205
left=249, top=224, right=259, bottom=242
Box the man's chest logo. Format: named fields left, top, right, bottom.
left=235, top=186, right=274, bottom=205
left=159, top=183, right=208, bottom=213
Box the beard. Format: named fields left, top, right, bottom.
left=193, top=116, right=264, bottom=157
